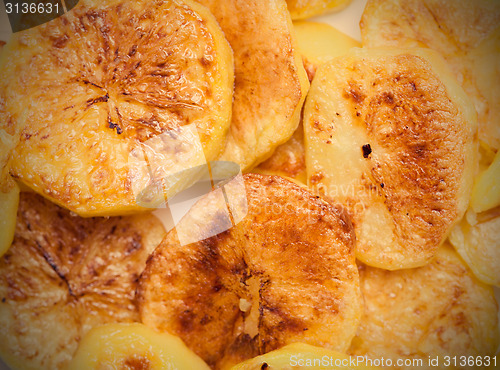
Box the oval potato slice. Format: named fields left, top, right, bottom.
left=304, top=48, right=477, bottom=270
left=196, top=0, right=309, bottom=171
left=286, top=0, right=352, bottom=20
left=139, top=174, right=361, bottom=369
left=360, top=0, right=500, bottom=150
left=2, top=0, right=234, bottom=216
left=349, top=244, right=500, bottom=369
left=0, top=193, right=165, bottom=370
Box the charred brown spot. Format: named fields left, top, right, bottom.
left=86, top=93, right=109, bottom=107
left=261, top=363, right=269, bottom=369
left=128, top=44, right=138, bottom=57
left=362, top=144, right=372, bottom=158
left=200, top=55, right=212, bottom=68
left=123, top=355, right=151, bottom=370
left=309, top=172, right=324, bottom=185
left=52, top=34, right=69, bottom=48
left=344, top=82, right=366, bottom=104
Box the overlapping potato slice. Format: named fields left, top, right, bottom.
left=254, top=122, right=307, bottom=184
left=196, top=0, right=309, bottom=171
left=286, top=0, right=352, bottom=20
left=360, top=0, right=500, bottom=149
left=69, top=323, right=210, bottom=369
left=139, top=174, right=361, bottom=369
left=449, top=207, right=500, bottom=287
left=0, top=180, right=19, bottom=257
left=349, top=244, right=500, bottom=369
left=1, top=0, right=234, bottom=216
left=231, top=343, right=379, bottom=370
left=293, top=21, right=361, bottom=81
left=0, top=193, right=165, bottom=370
left=304, top=48, right=477, bottom=270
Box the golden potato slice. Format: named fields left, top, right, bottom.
left=254, top=121, right=307, bottom=184
left=231, top=342, right=380, bottom=370
left=1, top=0, right=234, bottom=217
left=139, top=174, right=361, bottom=369
left=70, top=323, right=210, bottom=370
left=0, top=193, right=166, bottom=370
left=196, top=0, right=309, bottom=171
left=471, top=148, right=500, bottom=213
left=360, top=0, right=500, bottom=150
left=304, top=48, right=477, bottom=270
left=349, top=244, right=500, bottom=369
left=449, top=207, right=500, bottom=287
left=293, top=21, right=360, bottom=80
left=286, top=0, right=352, bottom=20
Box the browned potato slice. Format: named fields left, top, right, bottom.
left=1, top=0, right=234, bottom=217
left=0, top=193, right=166, bottom=370
left=254, top=121, right=307, bottom=184
left=139, top=174, right=361, bottom=369
left=286, top=0, right=352, bottom=20
left=349, top=244, right=500, bottom=369
left=196, top=0, right=309, bottom=171
left=304, top=48, right=477, bottom=270
left=360, top=0, right=500, bottom=150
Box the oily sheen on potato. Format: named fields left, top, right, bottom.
left=139, top=174, right=361, bottom=369
left=1, top=0, right=234, bottom=216
left=304, top=48, right=477, bottom=270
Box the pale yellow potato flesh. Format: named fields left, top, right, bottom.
left=471, top=149, right=500, bottom=213
left=69, top=323, right=210, bottom=370
left=0, top=180, right=19, bottom=258
left=361, top=0, right=500, bottom=150
left=231, top=342, right=379, bottom=369
left=449, top=207, right=500, bottom=287
left=196, top=0, right=309, bottom=171
left=304, top=47, right=477, bottom=270
left=349, top=244, right=500, bottom=369
left=0, top=193, right=166, bottom=370
left=2, top=0, right=234, bottom=217
left=286, top=0, right=352, bottom=20
left=294, top=21, right=360, bottom=80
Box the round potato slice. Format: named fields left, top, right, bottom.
left=139, top=174, right=361, bottom=369
left=348, top=244, right=500, bottom=369
left=1, top=0, right=234, bottom=216
left=195, top=0, right=309, bottom=171
left=304, top=48, right=477, bottom=270
left=0, top=193, right=166, bottom=370
left=70, top=323, right=210, bottom=370
left=286, top=0, right=352, bottom=20
left=360, top=0, right=500, bottom=150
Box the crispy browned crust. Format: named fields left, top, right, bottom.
left=360, top=0, right=500, bottom=149
left=349, top=244, right=500, bottom=367
left=138, top=173, right=361, bottom=369
left=196, top=0, right=309, bottom=170
left=3, top=0, right=233, bottom=216
left=0, top=193, right=165, bottom=370
left=305, top=49, right=477, bottom=269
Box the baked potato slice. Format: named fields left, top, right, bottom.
left=196, top=0, right=309, bottom=171
left=0, top=193, right=166, bottom=370
left=304, top=48, right=477, bottom=270
left=1, top=0, right=234, bottom=217
left=139, top=174, right=361, bottom=369
left=349, top=244, right=500, bottom=369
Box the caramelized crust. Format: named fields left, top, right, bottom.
left=139, top=174, right=361, bottom=369
left=0, top=193, right=165, bottom=370
left=1, top=0, right=233, bottom=216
